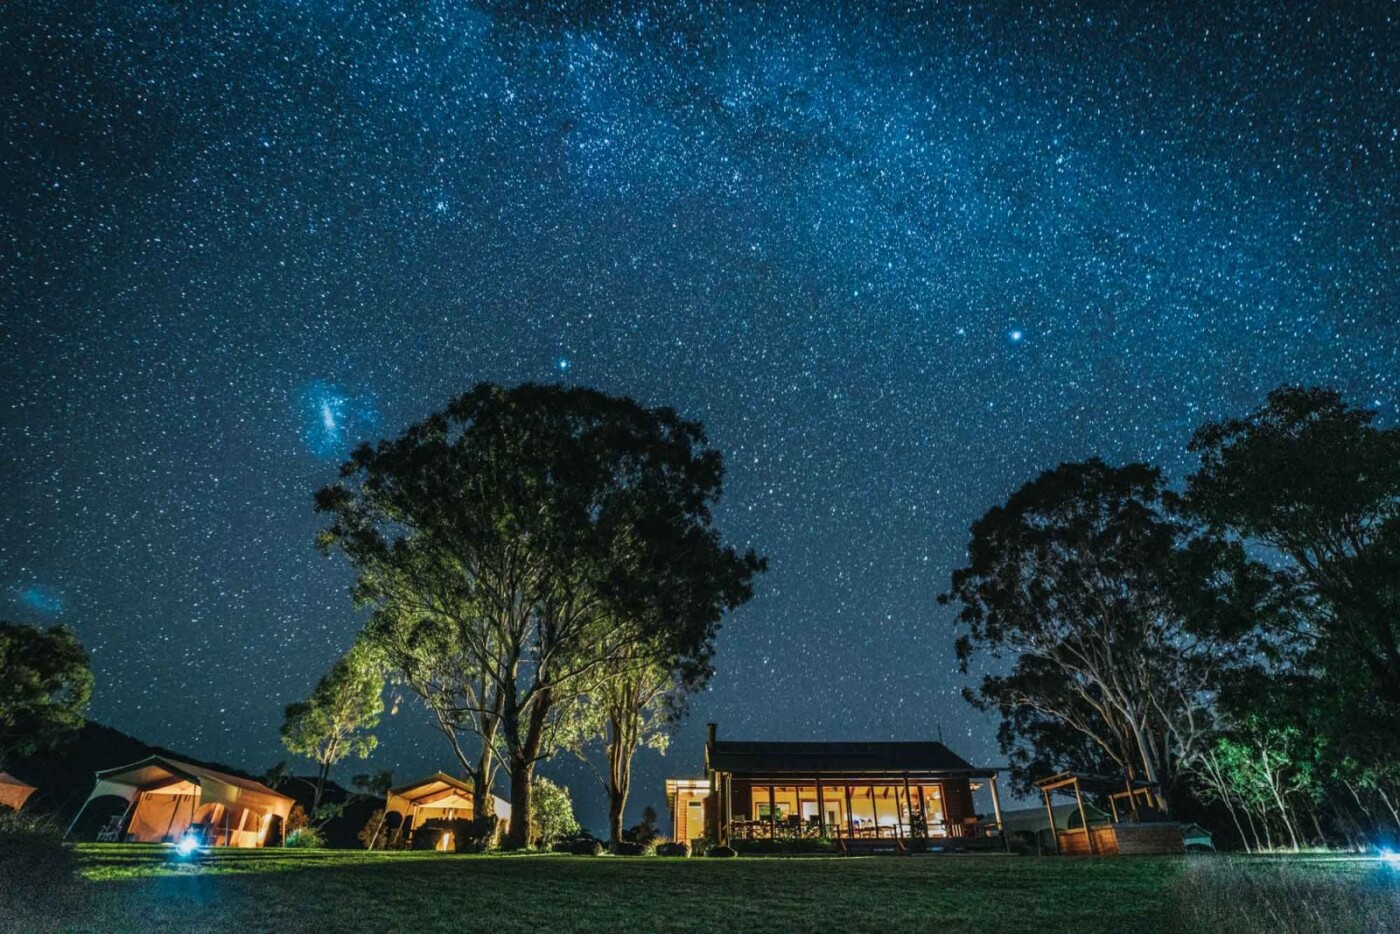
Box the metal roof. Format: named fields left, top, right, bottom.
left=707, top=740, right=985, bottom=775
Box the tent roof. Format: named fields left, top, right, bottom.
left=707, top=740, right=985, bottom=775
left=95, top=756, right=290, bottom=802
left=0, top=771, right=38, bottom=811
left=997, top=803, right=1112, bottom=834
left=389, top=772, right=511, bottom=817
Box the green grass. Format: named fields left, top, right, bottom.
left=2, top=845, right=1394, bottom=933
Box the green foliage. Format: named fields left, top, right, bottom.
left=0, top=621, right=92, bottom=766
left=529, top=775, right=580, bottom=849
left=358, top=809, right=390, bottom=850
left=281, top=641, right=384, bottom=811
left=284, top=825, right=325, bottom=849
left=941, top=460, right=1268, bottom=796
left=622, top=805, right=660, bottom=845
left=316, top=383, right=763, bottom=849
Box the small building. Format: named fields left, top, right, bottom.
left=385, top=772, right=511, bottom=850
left=66, top=756, right=294, bottom=847
left=0, top=772, right=38, bottom=812
left=668, top=724, right=1006, bottom=850
left=1034, top=771, right=1186, bottom=856
left=998, top=803, right=1112, bottom=853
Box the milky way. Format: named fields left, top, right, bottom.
left=3, top=1, right=1396, bottom=826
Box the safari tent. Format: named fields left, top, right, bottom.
left=385, top=773, right=511, bottom=850
left=66, top=756, right=294, bottom=847
left=0, top=771, right=38, bottom=811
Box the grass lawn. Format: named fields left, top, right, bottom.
left=2, top=845, right=1395, bottom=933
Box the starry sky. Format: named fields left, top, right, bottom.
left=3, top=1, right=1396, bottom=829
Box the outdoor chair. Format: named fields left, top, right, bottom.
left=95, top=814, right=123, bottom=842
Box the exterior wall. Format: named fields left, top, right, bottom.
left=942, top=777, right=975, bottom=830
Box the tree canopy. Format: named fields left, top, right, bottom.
left=1187, top=385, right=1400, bottom=706
left=316, top=383, right=762, bottom=848
left=0, top=621, right=93, bottom=767
left=281, top=641, right=384, bottom=815
left=941, top=459, right=1271, bottom=803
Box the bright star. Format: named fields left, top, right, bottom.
left=557, top=358, right=571, bottom=371
left=1009, top=330, right=1024, bottom=342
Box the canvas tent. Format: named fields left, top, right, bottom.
left=67, top=756, right=293, bottom=847
left=997, top=803, right=1112, bottom=852
left=0, top=772, right=38, bottom=811
left=386, top=773, right=511, bottom=850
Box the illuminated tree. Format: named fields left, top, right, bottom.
left=316, top=383, right=762, bottom=848
left=280, top=642, right=384, bottom=815
left=941, top=460, right=1270, bottom=803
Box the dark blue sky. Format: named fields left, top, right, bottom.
left=3, top=0, right=1395, bottom=829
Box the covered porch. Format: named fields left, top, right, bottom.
left=698, top=724, right=1008, bottom=850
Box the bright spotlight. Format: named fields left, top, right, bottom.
left=175, top=834, right=200, bottom=857
left=1380, top=849, right=1400, bottom=868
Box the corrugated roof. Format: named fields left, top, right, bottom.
left=708, top=740, right=980, bottom=775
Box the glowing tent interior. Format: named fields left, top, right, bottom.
left=385, top=773, right=512, bottom=850
left=66, top=756, right=294, bottom=847
left=0, top=771, right=38, bottom=811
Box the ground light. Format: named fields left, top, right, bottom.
left=171, top=833, right=204, bottom=863
left=1380, top=849, right=1400, bottom=869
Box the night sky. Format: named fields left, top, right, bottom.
left=3, top=1, right=1396, bottom=829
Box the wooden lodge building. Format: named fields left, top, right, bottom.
left=667, top=724, right=1006, bottom=851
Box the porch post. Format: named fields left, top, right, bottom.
left=868, top=785, right=879, bottom=837
left=816, top=777, right=827, bottom=838
left=768, top=784, right=776, bottom=840
left=844, top=785, right=855, bottom=838
left=1073, top=778, right=1095, bottom=855
left=723, top=773, right=733, bottom=846
left=1042, top=787, right=1059, bottom=854
left=902, top=774, right=914, bottom=839
left=989, top=773, right=1008, bottom=852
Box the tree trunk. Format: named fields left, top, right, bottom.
left=606, top=713, right=637, bottom=847
left=506, top=756, right=535, bottom=849
left=473, top=732, right=498, bottom=818
left=502, top=687, right=552, bottom=850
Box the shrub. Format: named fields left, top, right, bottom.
left=611, top=840, right=655, bottom=857
left=0, top=809, right=79, bottom=902
left=707, top=844, right=738, bottom=858
left=284, top=825, right=325, bottom=849
left=732, top=837, right=836, bottom=856
left=567, top=838, right=605, bottom=856
left=530, top=776, right=580, bottom=849
left=358, top=809, right=390, bottom=850
left=656, top=841, right=690, bottom=857
left=623, top=806, right=662, bottom=846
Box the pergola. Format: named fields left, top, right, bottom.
left=1034, top=771, right=1163, bottom=855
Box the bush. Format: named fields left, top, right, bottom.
left=0, top=809, right=79, bottom=901
left=623, top=806, right=662, bottom=846
left=530, top=776, right=580, bottom=849
left=611, top=840, right=655, bottom=857
left=358, top=809, right=390, bottom=850
left=707, top=844, right=738, bottom=858
left=656, top=841, right=690, bottom=857
left=552, top=832, right=605, bottom=856
left=284, top=825, right=325, bottom=849
left=732, top=837, right=836, bottom=856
